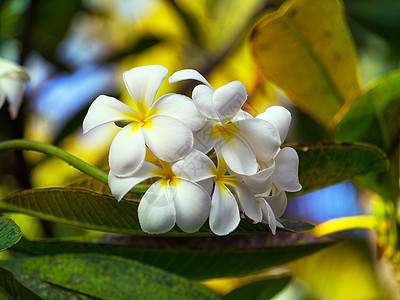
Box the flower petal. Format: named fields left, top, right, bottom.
left=0, top=59, right=30, bottom=80
left=241, top=163, right=275, bottom=194
left=233, top=118, right=281, bottom=162
left=209, top=183, right=240, bottom=236
left=230, top=109, right=254, bottom=122
left=229, top=182, right=262, bottom=224
left=257, top=106, right=291, bottom=143
left=196, top=178, right=214, bottom=195
left=213, top=81, right=247, bottom=124
left=138, top=180, right=176, bottom=234
left=152, top=93, right=205, bottom=131
left=192, top=84, right=219, bottom=120
left=108, top=162, right=161, bottom=201
left=264, top=190, right=287, bottom=219
left=1, top=77, right=25, bottom=119
left=217, top=131, right=258, bottom=175
left=0, top=88, right=5, bottom=109
left=168, top=69, right=213, bottom=89
left=257, top=198, right=277, bottom=235
left=143, top=115, right=193, bottom=162
left=123, top=65, right=168, bottom=108
left=173, top=179, right=211, bottom=233
left=274, top=147, right=302, bottom=192
left=172, top=149, right=216, bottom=182
left=192, top=120, right=217, bottom=153
left=109, top=123, right=146, bottom=176
left=83, top=95, right=137, bottom=134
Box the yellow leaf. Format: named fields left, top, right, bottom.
left=250, top=0, right=361, bottom=127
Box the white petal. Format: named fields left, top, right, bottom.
left=1, top=77, right=24, bottom=119
left=257, top=106, right=291, bottom=143
left=108, top=162, right=161, bottom=201
left=172, top=149, right=216, bottom=182
left=264, top=190, right=287, bottom=219
left=109, top=123, right=146, bottom=176
left=257, top=198, right=277, bottom=235
left=192, top=84, right=219, bottom=120
left=0, top=59, right=29, bottom=78
left=230, top=109, right=254, bottom=122
left=241, top=163, right=275, bottom=194
left=83, top=95, right=136, bottom=134
left=229, top=182, right=262, bottom=224
left=213, top=81, right=247, bottom=124
left=0, top=88, right=5, bottom=109
left=173, top=179, right=211, bottom=233
left=192, top=120, right=217, bottom=153
left=138, top=180, right=176, bottom=234
left=196, top=178, right=214, bottom=195
left=168, top=69, right=213, bottom=89
left=274, top=147, right=302, bottom=192
left=123, top=65, right=168, bottom=108
left=217, top=131, right=258, bottom=175
left=152, top=93, right=205, bottom=131
left=143, top=115, right=193, bottom=162
left=233, top=118, right=281, bottom=162
left=209, top=183, right=240, bottom=236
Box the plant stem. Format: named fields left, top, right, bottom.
left=0, top=139, right=148, bottom=194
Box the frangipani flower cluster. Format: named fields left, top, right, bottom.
left=83, top=65, right=301, bottom=236
left=0, top=58, right=30, bottom=119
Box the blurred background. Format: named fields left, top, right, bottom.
left=1, top=0, right=400, bottom=298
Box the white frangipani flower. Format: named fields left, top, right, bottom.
left=0, top=58, right=30, bottom=119
left=169, top=69, right=280, bottom=176
left=83, top=65, right=205, bottom=177
left=239, top=106, right=301, bottom=234
left=108, top=158, right=211, bottom=234
left=173, top=149, right=263, bottom=236
left=240, top=147, right=300, bottom=235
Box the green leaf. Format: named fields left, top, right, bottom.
left=335, top=69, right=400, bottom=152
left=0, top=265, right=96, bottom=300
left=288, top=142, right=388, bottom=197
left=12, top=235, right=333, bottom=280
left=223, top=276, right=292, bottom=300
left=0, top=187, right=312, bottom=236
left=0, top=267, right=45, bottom=300
left=0, top=217, right=22, bottom=251
left=335, top=69, right=400, bottom=199
left=0, top=254, right=219, bottom=300
left=250, top=0, right=361, bottom=127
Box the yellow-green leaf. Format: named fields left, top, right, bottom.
left=250, top=0, right=361, bottom=127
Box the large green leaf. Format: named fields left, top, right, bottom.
left=0, top=217, right=22, bottom=251
left=335, top=69, right=400, bottom=199
left=223, top=276, right=292, bottom=300
left=0, top=254, right=219, bottom=300
left=11, top=235, right=333, bottom=280
left=0, top=267, right=45, bottom=300
left=250, top=0, right=361, bottom=127
left=289, top=142, right=388, bottom=197
left=0, top=266, right=91, bottom=300
left=0, top=188, right=312, bottom=236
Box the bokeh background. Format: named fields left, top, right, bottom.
left=1, top=0, right=400, bottom=298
